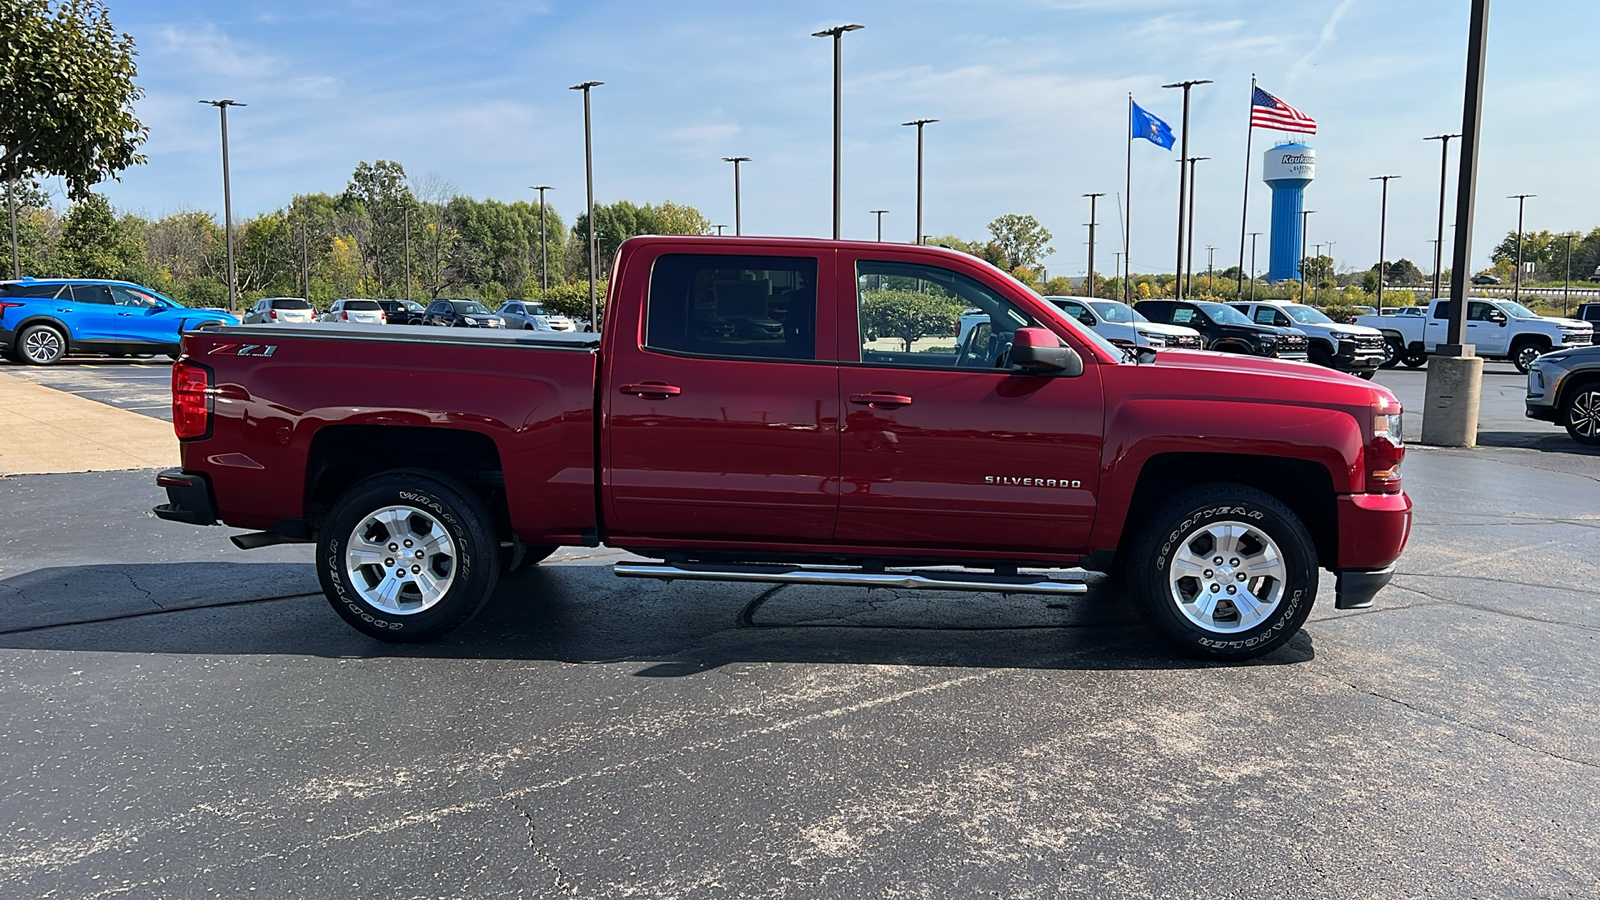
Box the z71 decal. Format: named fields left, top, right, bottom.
left=208, top=343, right=278, bottom=358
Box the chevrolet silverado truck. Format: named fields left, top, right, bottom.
left=154, top=236, right=1411, bottom=661
left=1358, top=297, right=1593, bottom=373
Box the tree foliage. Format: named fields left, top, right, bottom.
left=0, top=0, right=147, bottom=197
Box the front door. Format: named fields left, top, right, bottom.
left=605, top=249, right=841, bottom=543
left=835, top=254, right=1104, bottom=555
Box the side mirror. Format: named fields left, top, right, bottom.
left=1011, top=327, right=1084, bottom=376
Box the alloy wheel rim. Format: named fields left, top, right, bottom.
left=23, top=330, right=61, bottom=363
left=1572, top=391, right=1600, bottom=439
left=343, top=504, right=458, bottom=615
left=1167, top=519, right=1287, bottom=633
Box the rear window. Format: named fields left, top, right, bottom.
left=342, top=300, right=381, bottom=310
left=646, top=254, right=818, bottom=361
left=271, top=298, right=313, bottom=309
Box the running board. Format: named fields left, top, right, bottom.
left=613, top=561, right=1087, bottom=596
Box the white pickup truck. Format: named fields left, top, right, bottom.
left=1357, top=297, right=1594, bottom=373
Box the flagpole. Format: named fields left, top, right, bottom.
left=1125, top=93, right=1134, bottom=304
left=1237, top=74, right=1256, bottom=299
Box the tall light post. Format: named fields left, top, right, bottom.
left=813, top=24, right=863, bottom=239
left=1424, top=133, right=1461, bottom=299
left=528, top=186, right=553, bottom=291
left=200, top=99, right=246, bottom=313
left=1183, top=156, right=1209, bottom=296
left=1372, top=175, right=1400, bottom=312
left=1161, top=79, right=1212, bottom=299
left=570, top=81, right=603, bottom=330
left=1083, top=192, right=1105, bottom=298
left=870, top=209, right=888, bottom=241
left=1248, top=231, right=1262, bottom=301
left=722, top=157, right=750, bottom=235
left=902, top=118, right=937, bottom=243
left=1298, top=209, right=1315, bottom=304
left=1509, top=193, right=1535, bottom=305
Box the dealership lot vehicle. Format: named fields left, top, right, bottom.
left=0, top=278, right=235, bottom=365
left=319, top=298, right=387, bottom=325
left=1526, top=344, right=1600, bottom=445
left=1044, top=296, right=1203, bottom=349
left=1136, top=299, right=1311, bottom=360
left=1231, top=300, right=1384, bottom=377
left=498, top=300, right=576, bottom=331
left=375, top=299, right=426, bottom=324
left=241, top=297, right=316, bottom=325
left=155, top=236, right=1410, bottom=661
left=1358, top=297, right=1593, bottom=373
left=422, top=298, right=505, bottom=328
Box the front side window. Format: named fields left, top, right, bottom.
left=856, top=260, right=1038, bottom=369
left=646, top=254, right=818, bottom=361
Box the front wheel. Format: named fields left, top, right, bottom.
left=317, top=472, right=500, bottom=642
left=1126, top=483, right=1318, bottom=661
left=1564, top=385, right=1600, bottom=446
left=1512, top=342, right=1547, bottom=375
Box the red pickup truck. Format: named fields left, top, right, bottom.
left=155, top=236, right=1411, bottom=660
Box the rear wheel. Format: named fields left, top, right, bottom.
left=18, top=324, right=66, bottom=365
left=1564, top=384, right=1600, bottom=446
left=1127, top=483, right=1318, bottom=661
left=317, top=472, right=500, bottom=642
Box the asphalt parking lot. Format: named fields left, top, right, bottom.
left=1, top=357, right=1597, bottom=897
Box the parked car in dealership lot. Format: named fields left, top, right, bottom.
left=1043, top=297, right=1203, bottom=349
left=1230, top=301, right=1384, bottom=377
left=319, top=298, right=387, bottom=325
left=0, top=277, right=236, bottom=365
left=375, top=299, right=427, bottom=325
left=497, top=300, right=576, bottom=331
left=1356, top=297, right=1593, bottom=373
left=1136, top=299, right=1310, bottom=360
left=242, top=297, right=316, bottom=325
left=422, top=298, right=504, bottom=328
left=1526, top=345, right=1600, bottom=445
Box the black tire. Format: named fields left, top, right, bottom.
left=17, top=323, right=67, bottom=365
left=1511, top=340, right=1548, bottom=375
left=1563, top=383, right=1600, bottom=446
left=1126, top=483, right=1318, bottom=661
left=317, top=472, right=501, bottom=642
left=1379, top=335, right=1403, bottom=369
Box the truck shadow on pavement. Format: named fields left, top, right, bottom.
left=0, top=561, right=1316, bottom=672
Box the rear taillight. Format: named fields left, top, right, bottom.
left=1366, top=397, right=1405, bottom=493
left=172, top=361, right=212, bottom=440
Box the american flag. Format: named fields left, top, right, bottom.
left=1251, top=86, right=1317, bottom=134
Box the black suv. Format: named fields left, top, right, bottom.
left=1135, top=300, right=1310, bottom=360
left=421, top=299, right=504, bottom=328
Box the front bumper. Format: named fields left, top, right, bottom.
left=153, top=469, right=217, bottom=525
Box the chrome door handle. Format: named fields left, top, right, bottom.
left=620, top=382, right=682, bottom=399
left=849, top=392, right=913, bottom=409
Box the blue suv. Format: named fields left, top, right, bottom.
left=0, top=278, right=237, bottom=365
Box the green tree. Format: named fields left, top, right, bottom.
left=53, top=193, right=142, bottom=279
left=986, top=214, right=1053, bottom=270
left=0, top=0, right=147, bottom=197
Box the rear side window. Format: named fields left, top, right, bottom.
left=646, top=254, right=818, bottom=361
left=271, top=298, right=313, bottom=310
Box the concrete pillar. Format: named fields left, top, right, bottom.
left=1419, top=345, right=1484, bottom=447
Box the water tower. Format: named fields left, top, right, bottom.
left=1263, top=143, right=1315, bottom=282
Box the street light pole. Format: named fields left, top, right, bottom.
left=529, top=186, right=553, bottom=291
left=1161, top=79, right=1212, bottom=299
left=722, top=157, right=750, bottom=235
left=813, top=24, right=863, bottom=240
left=1509, top=193, right=1535, bottom=305
left=1298, top=209, right=1316, bottom=304
left=1424, top=133, right=1460, bottom=299
left=1083, top=192, right=1104, bottom=298
left=901, top=118, right=937, bottom=244
left=1248, top=231, right=1261, bottom=301
left=1372, top=175, right=1400, bottom=312
left=870, top=209, right=888, bottom=241
left=570, top=81, right=603, bottom=330
left=200, top=99, right=246, bottom=313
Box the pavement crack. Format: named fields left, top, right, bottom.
left=503, top=799, right=578, bottom=896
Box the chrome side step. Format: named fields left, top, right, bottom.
left=613, top=561, right=1087, bottom=596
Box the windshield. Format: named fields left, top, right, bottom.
left=1087, top=300, right=1147, bottom=324
left=1499, top=301, right=1539, bottom=319
left=1281, top=304, right=1335, bottom=325
left=1197, top=301, right=1253, bottom=326
left=451, top=301, right=493, bottom=315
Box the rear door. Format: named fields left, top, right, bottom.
left=604, top=247, right=841, bottom=543
left=835, top=251, right=1105, bottom=554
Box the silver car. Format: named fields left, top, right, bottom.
left=498, top=300, right=576, bottom=332
left=320, top=298, right=387, bottom=325
left=1526, top=345, right=1600, bottom=445
left=242, top=297, right=316, bottom=324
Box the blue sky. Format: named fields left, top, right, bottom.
left=88, top=0, right=1598, bottom=276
